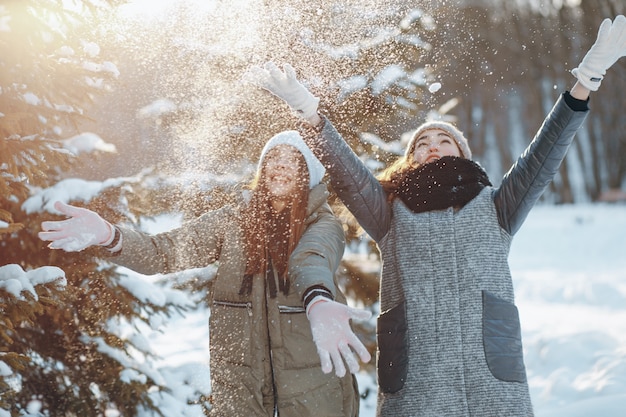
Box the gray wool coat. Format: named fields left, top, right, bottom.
left=301, top=93, right=589, bottom=416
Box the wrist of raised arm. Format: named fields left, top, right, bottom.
left=564, top=90, right=590, bottom=111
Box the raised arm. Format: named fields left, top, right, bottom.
left=494, top=15, right=626, bottom=235
left=493, top=91, right=588, bottom=235
left=247, top=62, right=392, bottom=241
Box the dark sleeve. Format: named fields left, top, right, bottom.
left=301, top=117, right=392, bottom=242
left=494, top=92, right=589, bottom=235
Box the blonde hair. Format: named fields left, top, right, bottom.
left=377, top=154, right=418, bottom=201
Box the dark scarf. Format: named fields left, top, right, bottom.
left=395, top=156, right=492, bottom=213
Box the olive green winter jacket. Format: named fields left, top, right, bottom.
left=107, top=184, right=360, bottom=417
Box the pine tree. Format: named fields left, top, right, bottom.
left=0, top=2, right=200, bottom=415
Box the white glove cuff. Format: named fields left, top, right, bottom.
left=571, top=67, right=603, bottom=91
left=297, top=96, right=320, bottom=120
left=306, top=296, right=332, bottom=317
left=102, top=225, right=123, bottom=252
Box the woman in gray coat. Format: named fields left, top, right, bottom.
left=249, top=16, right=626, bottom=417
left=39, top=131, right=371, bottom=416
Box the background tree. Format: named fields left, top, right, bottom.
left=0, top=1, right=204, bottom=415
left=431, top=0, right=626, bottom=201
left=70, top=1, right=626, bottom=251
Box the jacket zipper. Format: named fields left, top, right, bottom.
left=213, top=300, right=253, bottom=317
left=278, top=305, right=306, bottom=314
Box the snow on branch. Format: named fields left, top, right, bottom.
left=0, top=264, right=66, bottom=300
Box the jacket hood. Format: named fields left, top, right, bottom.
left=258, top=130, right=326, bottom=189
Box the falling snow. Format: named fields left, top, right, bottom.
left=428, top=82, right=442, bottom=93
left=3, top=0, right=626, bottom=415
left=9, top=105, right=626, bottom=417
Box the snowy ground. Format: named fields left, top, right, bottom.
left=510, top=204, right=626, bottom=417
left=147, top=203, right=626, bottom=416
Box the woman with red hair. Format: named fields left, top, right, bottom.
left=39, top=131, right=371, bottom=416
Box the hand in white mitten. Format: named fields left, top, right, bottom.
left=39, top=201, right=114, bottom=252
left=572, top=15, right=626, bottom=91
left=307, top=299, right=372, bottom=377
left=245, top=62, right=320, bottom=121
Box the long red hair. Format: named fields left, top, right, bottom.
left=242, top=152, right=310, bottom=278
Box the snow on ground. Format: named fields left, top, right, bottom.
left=146, top=203, right=626, bottom=416
left=511, top=203, right=626, bottom=417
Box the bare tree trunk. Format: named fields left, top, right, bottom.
left=431, top=0, right=625, bottom=202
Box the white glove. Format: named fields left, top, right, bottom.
left=39, top=201, right=114, bottom=252
left=246, top=62, right=320, bottom=120
left=307, top=299, right=372, bottom=377
left=572, top=15, right=626, bottom=91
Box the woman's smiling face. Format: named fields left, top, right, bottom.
left=263, top=144, right=302, bottom=199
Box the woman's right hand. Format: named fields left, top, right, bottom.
left=39, top=201, right=114, bottom=252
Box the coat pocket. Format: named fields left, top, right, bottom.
left=482, top=291, right=527, bottom=382
left=277, top=305, right=321, bottom=368
left=376, top=301, right=409, bottom=394
left=211, top=299, right=253, bottom=366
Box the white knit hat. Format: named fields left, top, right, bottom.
left=406, top=121, right=472, bottom=160
left=258, top=130, right=325, bottom=189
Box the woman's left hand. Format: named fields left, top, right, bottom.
left=572, top=15, right=626, bottom=91
left=307, top=299, right=372, bottom=377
